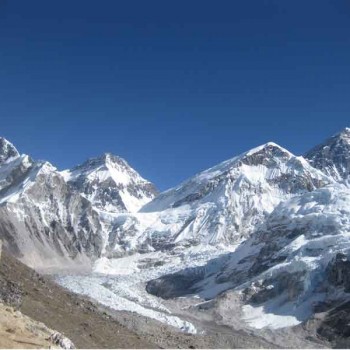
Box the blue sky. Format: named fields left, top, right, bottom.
left=0, top=1, right=349, bottom=190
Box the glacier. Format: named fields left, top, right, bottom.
left=0, top=128, right=350, bottom=340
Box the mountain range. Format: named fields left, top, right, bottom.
left=1, top=128, right=350, bottom=346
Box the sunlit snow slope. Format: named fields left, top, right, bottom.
left=102, top=142, right=330, bottom=256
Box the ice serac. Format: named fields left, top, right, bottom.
left=305, top=127, right=350, bottom=181
left=62, top=153, right=158, bottom=213
left=221, top=183, right=350, bottom=330
left=106, top=142, right=330, bottom=254
left=0, top=150, right=103, bottom=270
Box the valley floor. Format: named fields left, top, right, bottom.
left=0, top=248, right=335, bottom=349
left=54, top=248, right=331, bottom=349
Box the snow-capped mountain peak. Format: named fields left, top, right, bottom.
left=244, top=141, right=291, bottom=157
left=239, top=142, right=294, bottom=166
left=189, top=142, right=296, bottom=186
left=0, top=137, right=20, bottom=164
left=62, top=153, right=158, bottom=213
left=143, top=141, right=328, bottom=211
left=109, top=141, right=331, bottom=255
left=305, top=127, right=350, bottom=181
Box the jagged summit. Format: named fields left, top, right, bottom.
left=185, top=142, right=292, bottom=185
left=173, top=141, right=312, bottom=191
left=67, top=152, right=128, bottom=173
left=62, top=153, right=158, bottom=213
left=305, top=127, right=350, bottom=180
left=239, top=142, right=294, bottom=166
left=94, top=152, right=128, bottom=165
left=63, top=152, right=152, bottom=187
left=0, top=137, right=19, bottom=164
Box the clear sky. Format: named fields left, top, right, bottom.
left=0, top=1, right=349, bottom=190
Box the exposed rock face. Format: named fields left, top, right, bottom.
left=305, top=127, right=350, bottom=181
left=0, top=137, right=19, bottom=164
left=316, top=301, right=350, bottom=347
left=49, top=332, right=76, bottom=349
left=62, top=153, right=158, bottom=213
left=326, top=253, right=350, bottom=292
left=146, top=268, right=205, bottom=299
left=242, top=271, right=306, bottom=304
left=0, top=150, right=104, bottom=269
